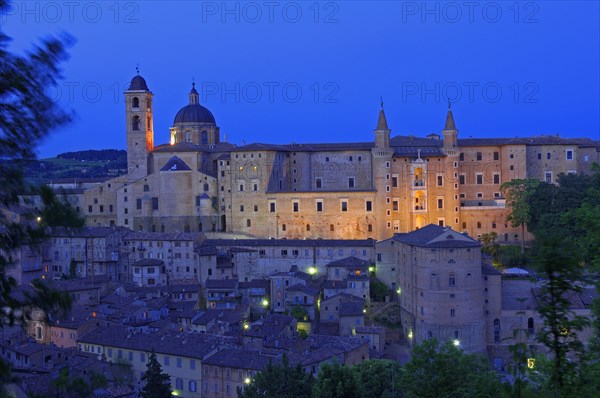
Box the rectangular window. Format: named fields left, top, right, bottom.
left=493, top=174, right=500, bottom=184
left=392, top=176, right=398, bottom=188
left=437, top=198, right=443, bottom=209
left=476, top=174, right=483, bottom=184
left=348, top=177, right=355, bottom=188
left=459, top=174, right=465, bottom=185
left=341, top=201, right=348, bottom=212
left=392, top=199, right=399, bottom=211
left=547, top=152, right=551, bottom=160
left=152, top=197, right=158, bottom=210
left=315, top=178, right=322, bottom=189
left=459, top=153, right=464, bottom=161
left=269, top=202, right=276, bottom=212
left=566, top=150, right=573, bottom=160
left=493, top=152, right=499, bottom=160
left=545, top=172, right=552, bottom=184
left=450, top=309, right=456, bottom=317
left=476, top=152, right=482, bottom=161
left=365, top=201, right=372, bottom=212
left=293, top=202, right=299, bottom=212
left=316, top=201, right=323, bottom=212
left=136, top=199, right=142, bottom=210
left=437, top=175, right=443, bottom=186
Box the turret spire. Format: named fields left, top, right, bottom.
left=444, top=99, right=456, bottom=130
left=189, top=81, right=199, bottom=104
left=376, top=97, right=389, bottom=130
left=374, top=97, right=391, bottom=148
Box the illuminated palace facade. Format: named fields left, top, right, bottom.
left=81, top=73, right=599, bottom=242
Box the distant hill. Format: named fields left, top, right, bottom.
left=25, top=149, right=127, bottom=183
left=57, top=149, right=126, bottom=163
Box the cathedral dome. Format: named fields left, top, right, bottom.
left=173, top=104, right=216, bottom=125
left=173, top=83, right=216, bottom=125
left=129, top=74, right=149, bottom=91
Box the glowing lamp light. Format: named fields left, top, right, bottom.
left=244, top=378, right=251, bottom=385
left=308, top=267, right=317, bottom=275
left=453, top=339, right=461, bottom=347
left=262, top=299, right=269, bottom=307
left=368, top=266, right=375, bottom=272
left=527, top=358, right=535, bottom=369
left=407, top=331, right=413, bottom=339
left=170, top=135, right=175, bottom=145
left=243, top=323, right=249, bottom=330
left=396, top=288, right=401, bottom=295
left=362, top=308, right=367, bottom=313
left=171, top=391, right=180, bottom=396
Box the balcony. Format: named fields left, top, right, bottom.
left=412, top=180, right=425, bottom=188
left=460, top=199, right=506, bottom=209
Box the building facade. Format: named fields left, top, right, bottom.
left=76, top=73, right=598, bottom=245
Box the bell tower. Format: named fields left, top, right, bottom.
left=125, top=69, right=154, bottom=179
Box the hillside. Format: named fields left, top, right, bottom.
left=25, top=149, right=127, bottom=183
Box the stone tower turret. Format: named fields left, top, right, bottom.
left=442, top=100, right=458, bottom=150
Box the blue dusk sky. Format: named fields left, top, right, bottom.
left=2, top=1, right=599, bottom=158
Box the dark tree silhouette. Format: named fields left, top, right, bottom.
left=0, top=0, right=73, bottom=392
left=140, top=351, right=172, bottom=398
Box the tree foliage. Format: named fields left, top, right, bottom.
left=38, top=185, right=85, bottom=228
left=237, top=354, right=314, bottom=398
left=501, top=179, right=540, bottom=255
left=400, top=339, right=505, bottom=398
left=312, top=362, right=360, bottom=398
left=140, top=351, right=172, bottom=398
left=351, top=359, right=401, bottom=398
left=532, top=234, right=589, bottom=393
left=51, top=366, right=107, bottom=398
left=0, top=0, right=73, bottom=391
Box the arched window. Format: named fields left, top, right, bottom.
left=143, top=184, right=149, bottom=192
left=132, top=116, right=140, bottom=130
left=185, top=131, right=192, bottom=143
left=430, top=273, right=440, bottom=290
left=132, top=97, right=139, bottom=109
left=528, top=318, right=535, bottom=335
left=493, top=318, right=501, bottom=343
left=201, top=130, right=208, bottom=145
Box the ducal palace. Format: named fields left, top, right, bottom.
left=72, top=73, right=599, bottom=242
